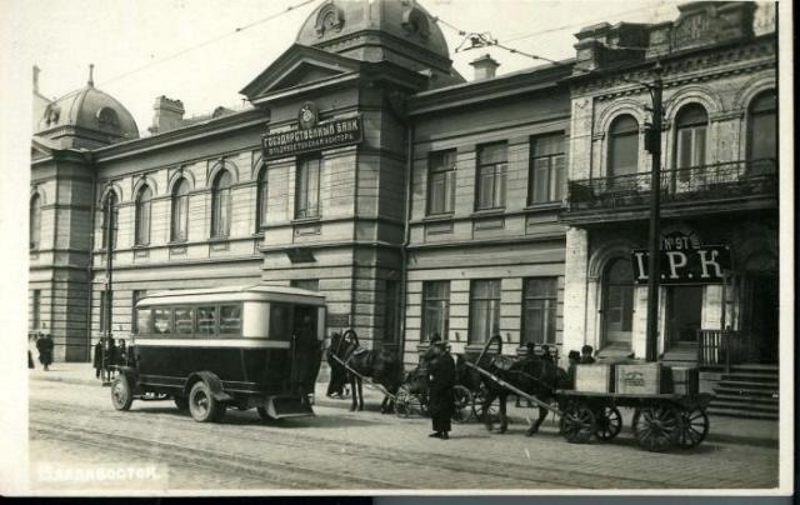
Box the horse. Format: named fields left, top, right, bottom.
left=327, top=329, right=403, bottom=413
left=469, top=335, right=569, bottom=436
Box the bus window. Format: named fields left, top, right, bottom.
left=153, top=308, right=171, bottom=335
left=269, top=303, right=292, bottom=341
left=136, top=308, right=152, bottom=335
left=174, top=307, right=194, bottom=335
left=220, top=305, right=242, bottom=335
left=197, top=306, right=216, bottom=335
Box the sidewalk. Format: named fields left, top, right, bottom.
left=29, top=362, right=780, bottom=447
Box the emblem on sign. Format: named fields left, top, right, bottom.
left=298, top=102, right=318, bottom=130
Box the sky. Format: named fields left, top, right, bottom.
left=1, top=0, right=710, bottom=134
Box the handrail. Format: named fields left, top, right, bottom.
left=697, top=329, right=742, bottom=371
left=566, top=158, right=777, bottom=212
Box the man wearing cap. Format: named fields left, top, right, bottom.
left=427, top=339, right=455, bottom=440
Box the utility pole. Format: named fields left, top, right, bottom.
left=644, top=62, right=664, bottom=362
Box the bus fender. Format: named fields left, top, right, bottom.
left=184, top=371, right=233, bottom=403
left=117, top=366, right=141, bottom=394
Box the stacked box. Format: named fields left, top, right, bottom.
left=615, top=363, right=662, bottom=394
left=670, top=366, right=699, bottom=395
left=574, top=364, right=614, bottom=393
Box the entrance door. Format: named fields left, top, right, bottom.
left=744, top=273, right=778, bottom=363
left=603, top=258, right=634, bottom=347
left=666, top=286, right=703, bottom=347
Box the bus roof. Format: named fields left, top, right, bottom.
left=137, top=284, right=326, bottom=307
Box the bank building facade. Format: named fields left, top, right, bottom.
left=29, top=1, right=778, bottom=416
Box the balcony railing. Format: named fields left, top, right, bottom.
left=566, top=159, right=777, bottom=212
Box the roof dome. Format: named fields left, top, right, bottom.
left=36, top=79, right=139, bottom=149
left=296, top=0, right=454, bottom=77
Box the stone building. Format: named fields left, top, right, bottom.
left=29, top=0, right=778, bottom=390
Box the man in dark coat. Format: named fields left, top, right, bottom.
left=427, top=340, right=455, bottom=440
left=93, top=339, right=105, bottom=379
left=36, top=333, right=54, bottom=371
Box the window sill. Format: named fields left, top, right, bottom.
left=208, top=236, right=230, bottom=243
left=524, top=202, right=562, bottom=212
left=132, top=244, right=150, bottom=249
left=167, top=239, right=188, bottom=246
left=470, top=208, right=505, bottom=218
left=292, top=216, right=321, bottom=225
left=422, top=214, right=454, bottom=223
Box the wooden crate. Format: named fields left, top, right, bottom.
left=615, top=363, right=662, bottom=394
left=574, top=364, right=614, bottom=393
left=667, top=366, right=699, bottom=396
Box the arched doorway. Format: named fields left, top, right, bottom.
left=602, top=257, right=634, bottom=349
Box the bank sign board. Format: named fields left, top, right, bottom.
left=262, top=116, right=362, bottom=160
left=631, top=245, right=732, bottom=285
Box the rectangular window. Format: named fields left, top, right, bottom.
left=32, top=290, right=41, bottom=329
left=136, top=308, right=152, bottom=335
left=476, top=142, right=507, bottom=210
left=521, top=278, right=558, bottom=345
left=295, top=157, right=321, bottom=219
left=131, top=290, right=145, bottom=333
left=469, top=280, right=501, bottom=345
left=152, top=307, right=171, bottom=335
left=530, top=133, right=566, bottom=204
left=427, top=150, right=457, bottom=215
left=269, top=303, right=293, bottom=341
left=290, top=279, right=319, bottom=292
left=196, top=306, right=217, bottom=335
left=422, top=281, right=450, bottom=342
left=174, top=307, right=195, bottom=335
left=219, top=304, right=242, bottom=335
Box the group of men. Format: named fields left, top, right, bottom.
left=93, top=337, right=129, bottom=381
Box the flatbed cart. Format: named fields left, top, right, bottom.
left=555, top=389, right=714, bottom=452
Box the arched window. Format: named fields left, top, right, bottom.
left=211, top=170, right=232, bottom=238
left=256, top=166, right=268, bottom=231
left=608, top=115, right=639, bottom=178
left=171, top=178, right=190, bottom=242
left=674, top=104, right=708, bottom=181
left=134, top=185, right=153, bottom=246
left=30, top=193, right=41, bottom=250
left=748, top=90, right=777, bottom=175
left=102, top=191, right=119, bottom=250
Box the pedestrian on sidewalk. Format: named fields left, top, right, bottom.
left=105, top=337, right=117, bottom=381
left=427, top=339, right=455, bottom=440
left=117, top=339, right=128, bottom=367
left=36, top=332, right=54, bottom=371
left=93, top=339, right=105, bottom=379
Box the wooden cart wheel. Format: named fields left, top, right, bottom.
left=677, top=407, right=709, bottom=449
left=561, top=404, right=596, bottom=444
left=473, top=386, right=500, bottom=423
left=394, top=385, right=412, bottom=418
left=594, top=405, right=623, bottom=441
left=451, top=385, right=474, bottom=423
left=632, top=406, right=683, bottom=452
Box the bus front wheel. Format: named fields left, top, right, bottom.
left=188, top=381, right=223, bottom=423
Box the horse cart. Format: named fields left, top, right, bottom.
left=555, top=390, right=713, bottom=452
left=392, top=364, right=477, bottom=423
left=464, top=337, right=714, bottom=452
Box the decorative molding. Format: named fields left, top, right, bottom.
left=315, top=1, right=344, bottom=38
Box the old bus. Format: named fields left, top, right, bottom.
left=110, top=284, right=326, bottom=423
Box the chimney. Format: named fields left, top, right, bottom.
left=33, top=65, right=41, bottom=94
left=469, top=54, right=500, bottom=81
left=149, top=96, right=185, bottom=135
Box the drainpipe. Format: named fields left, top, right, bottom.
left=85, top=166, right=97, bottom=362
left=399, top=123, right=414, bottom=367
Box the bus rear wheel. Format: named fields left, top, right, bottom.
left=188, top=381, right=223, bottom=423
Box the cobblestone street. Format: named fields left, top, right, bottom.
left=28, top=375, right=780, bottom=493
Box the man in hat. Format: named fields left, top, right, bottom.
left=426, top=339, right=455, bottom=440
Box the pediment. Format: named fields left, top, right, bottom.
left=240, top=44, right=362, bottom=102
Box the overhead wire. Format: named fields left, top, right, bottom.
left=98, top=0, right=320, bottom=87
